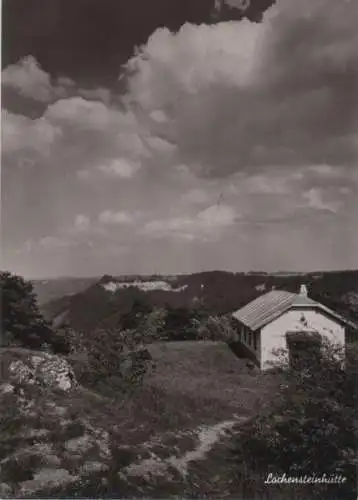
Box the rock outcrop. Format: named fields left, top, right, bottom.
left=0, top=348, right=111, bottom=498
left=1, top=348, right=77, bottom=394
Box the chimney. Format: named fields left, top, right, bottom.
left=299, top=284, right=308, bottom=296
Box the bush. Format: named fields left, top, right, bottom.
left=118, top=297, right=153, bottom=331
left=231, top=340, right=358, bottom=499
left=194, top=314, right=239, bottom=342
left=161, top=306, right=208, bottom=341
left=67, top=327, right=154, bottom=396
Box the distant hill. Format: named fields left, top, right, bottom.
left=37, top=270, right=358, bottom=333
left=32, top=277, right=99, bottom=305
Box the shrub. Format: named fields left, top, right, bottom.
left=194, top=314, right=239, bottom=342
left=162, top=306, right=208, bottom=341
left=231, top=340, right=358, bottom=499
left=67, top=327, right=153, bottom=396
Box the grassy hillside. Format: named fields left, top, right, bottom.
left=0, top=342, right=281, bottom=499
left=2, top=340, right=353, bottom=499
left=145, top=341, right=274, bottom=421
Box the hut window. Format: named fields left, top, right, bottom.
left=253, top=332, right=258, bottom=351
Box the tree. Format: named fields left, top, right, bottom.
left=162, top=306, right=199, bottom=341
left=0, top=271, right=70, bottom=353
left=67, top=327, right=153, bottom=396
left=119, top=297, right=153, bottom=331
left=138, top=308, right=167, bottom=342
left=231, top=339, right=358, bottom=499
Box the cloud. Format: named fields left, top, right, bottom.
left=2, top=57, right=118, bottom=107
left=214, top=0, right=275, bottom=22
left=142, top=203, right=239, bottom=241
left=6, top=0, right=356, bottom=180
left=2, top=56, right=53, bottom=102
left=45, top=97, right=120, bottom=129
left=1, top=94, right=148, bottom=184
left=77, top=88, right=112, bottom=105
left=241, top=173, right=290, bottom=194
left=307, top=165, right=342, bottom=178
left=182, top=188, right=211, bottom=204
left=2, top=0, right=277, bottom=94
left=98, top=210, right=134, bottom=225
left=38, top=236, right=77, bottom=249
left=145, top=136, right=176, bottom=153
left=300, top=188, right=341, bottom=214
left=78, top=159, right=141, bottom=181
left=2, top=110, right=60, bottom=160
left=126, top=21, right=266, bottom=111
left=149, top=110, right=168, bottom=123
left=74, top=214, right=91, bottom=232
left=124, top=0, right=357, bottom=177
left=97, top=159, right=141, bottom=179
left=197, top=204, right=238, bottom=226
left=224, top=0, right=251, bottom=9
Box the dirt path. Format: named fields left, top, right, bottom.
left=125, top=415, right=247, bottom=480
left=168, top=418, right=242, bottom=476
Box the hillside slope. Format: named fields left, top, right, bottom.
left=39, top=270, right=358, bottom=333
left=0, top=343, right=280, bottom=498
left=32, top=277, right=98, bottom=307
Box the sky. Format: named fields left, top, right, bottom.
left=1, top=0, right=358, bottom=278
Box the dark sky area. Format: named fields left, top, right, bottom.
left=2, top=0, right=275, bottom=86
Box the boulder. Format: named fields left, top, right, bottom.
left=1, top=348, right=77, bottom=392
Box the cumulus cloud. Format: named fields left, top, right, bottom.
left=98, top=160, right=141, bottom=178
left=98, top=210, right=134, bottom=225
left=2, top=110, right=60, bottom=160
left=125, top=0, right=357, bottom=177
left=149, top=110, right=168, bottom=123
left=145, top=136, right=176, bottom=153
left=142, top=204, right=239, bottom=241
left=2, top=57, right=117, bottom=107
left=1, top=93, right=149, bottom=184
left=77, top=88, right=112, bottom=105
left=241, top=174, right=290, bottom=195
left=38, top=236, right=77, bottom=249
left=45, top=97, right=120, bottom=129
left=126, top=21, right=266, bottom=111
left=5, top=0, right=356, bottom=179
left=74, top=214, right=91, bottom=232
left=197, top=204, right=238, bottom=226
left=300, top=188, right=341, bottom=214
left=213, top=0, right=275, bottom=22
left=2, top=56, right=53, bottom=102
left=307, top=165, right=342, bottom=178
left=182, top=188, right=211, bottom=204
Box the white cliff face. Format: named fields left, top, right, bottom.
left=7, top=352, right=77, bottom=392
left=102, top=280, right=188, bottom=293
